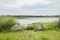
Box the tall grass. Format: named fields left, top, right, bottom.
left=0, top=16, right=16, bottom=32
left=26, top=23, right=44, bottom=31
left=26, top=21, right=57, bottom=31
left=0, top=30, right=58, bottom=40
left=0, top=16, right=59, bottom=40
left=42, top=21, right=57, bottom=30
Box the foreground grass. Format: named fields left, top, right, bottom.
left=0, top=30, right=59, bottom=40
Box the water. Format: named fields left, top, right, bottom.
left=16, top=17, right=58, bottom=26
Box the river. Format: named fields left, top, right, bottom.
left=16, top=17, right=59, bottom=26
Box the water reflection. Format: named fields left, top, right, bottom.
left=16, top=17, right=58, bottom=26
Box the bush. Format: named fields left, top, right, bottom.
left=0, top=16, right=16, bottom=32
left=58, top=17, right=60, bottom=29
left=26, top=24, right=35, bottom=30
left=26, top=21, right=57, bottom=31
left=26, top=23, right=44, bottom=31
left=42, top=21, right=57, bottom=30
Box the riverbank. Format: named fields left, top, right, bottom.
left=0, top=16, right=59, bottom=40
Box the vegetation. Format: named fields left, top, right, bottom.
left=25, top=21, right=57, bottom=31
left=0, top=16, right=16, bottom=32
left=42, top=21, right=57, bottom=30
left=0, top=16, right=59, bottom=40
left=58, top=16, right=60, bottom=28
left=0, top=30, right=59, bottom=40
left=26, top=23, right=44, bottom=31
left=5, top=15, right=58, bottom=19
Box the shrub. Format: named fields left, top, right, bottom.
left=41, top=37, right=48, bottom=40
left=42, top=21, right=57, bottom=30
left=26, top=24, right=35, bottom=30
left=26, top=21, right=57, bottom=31
left=58, top=17, right=60, bottom=29
left=26, top=23, right=44, bottom=31
left=0, top=16, right=16, bottom=32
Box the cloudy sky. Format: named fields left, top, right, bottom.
left=0, top=0, right=60, bottom=16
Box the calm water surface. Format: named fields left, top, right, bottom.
left=16, top=17, right=58, bottom=26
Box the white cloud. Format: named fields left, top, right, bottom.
left=0, top=0, right=56, bottom=9
left=25, top=0, right=55, bottom=6
left=0, top=0, right=25, bottom=9
left=0, top=0, right=59, bottom=15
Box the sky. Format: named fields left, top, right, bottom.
left=0, top=0, right=60, bottom=16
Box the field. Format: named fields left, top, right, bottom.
left=0, top=30, right=59, bottom=40
left=0, top=16, right=59, bottom=40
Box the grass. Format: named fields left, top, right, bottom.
left=0, top=16, right=59, bottom=40
left=0, top=16, right=16, bottom=32
left=0, top=30, right=59, bottom=40
left=26, top=21, right=57, bottom=31
left=42, top=21, right=57, bottom=30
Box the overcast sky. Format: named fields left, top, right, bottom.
left=0, top=0, right=60, bottom=16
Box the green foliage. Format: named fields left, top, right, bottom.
left=26, top=21, right=57, bottom=31
left=26, top=23, right=44, bottom=31
left=0, top=30, right=58, bottom=40
left=41, top=37, right=48, bottom=40
left=26, top=24, right=35, bottom=30
left=42, top=21, right=57, bottom=30
left=0, top=16, right=16, bottom=32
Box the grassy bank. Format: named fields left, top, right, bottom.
left=26, top=21, right=57, bottom=31
left=0, top=16, right=16, bottom=32
left=0, top=30, right=59, bottom=40
left=0, top=16, right=59, bottom=40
